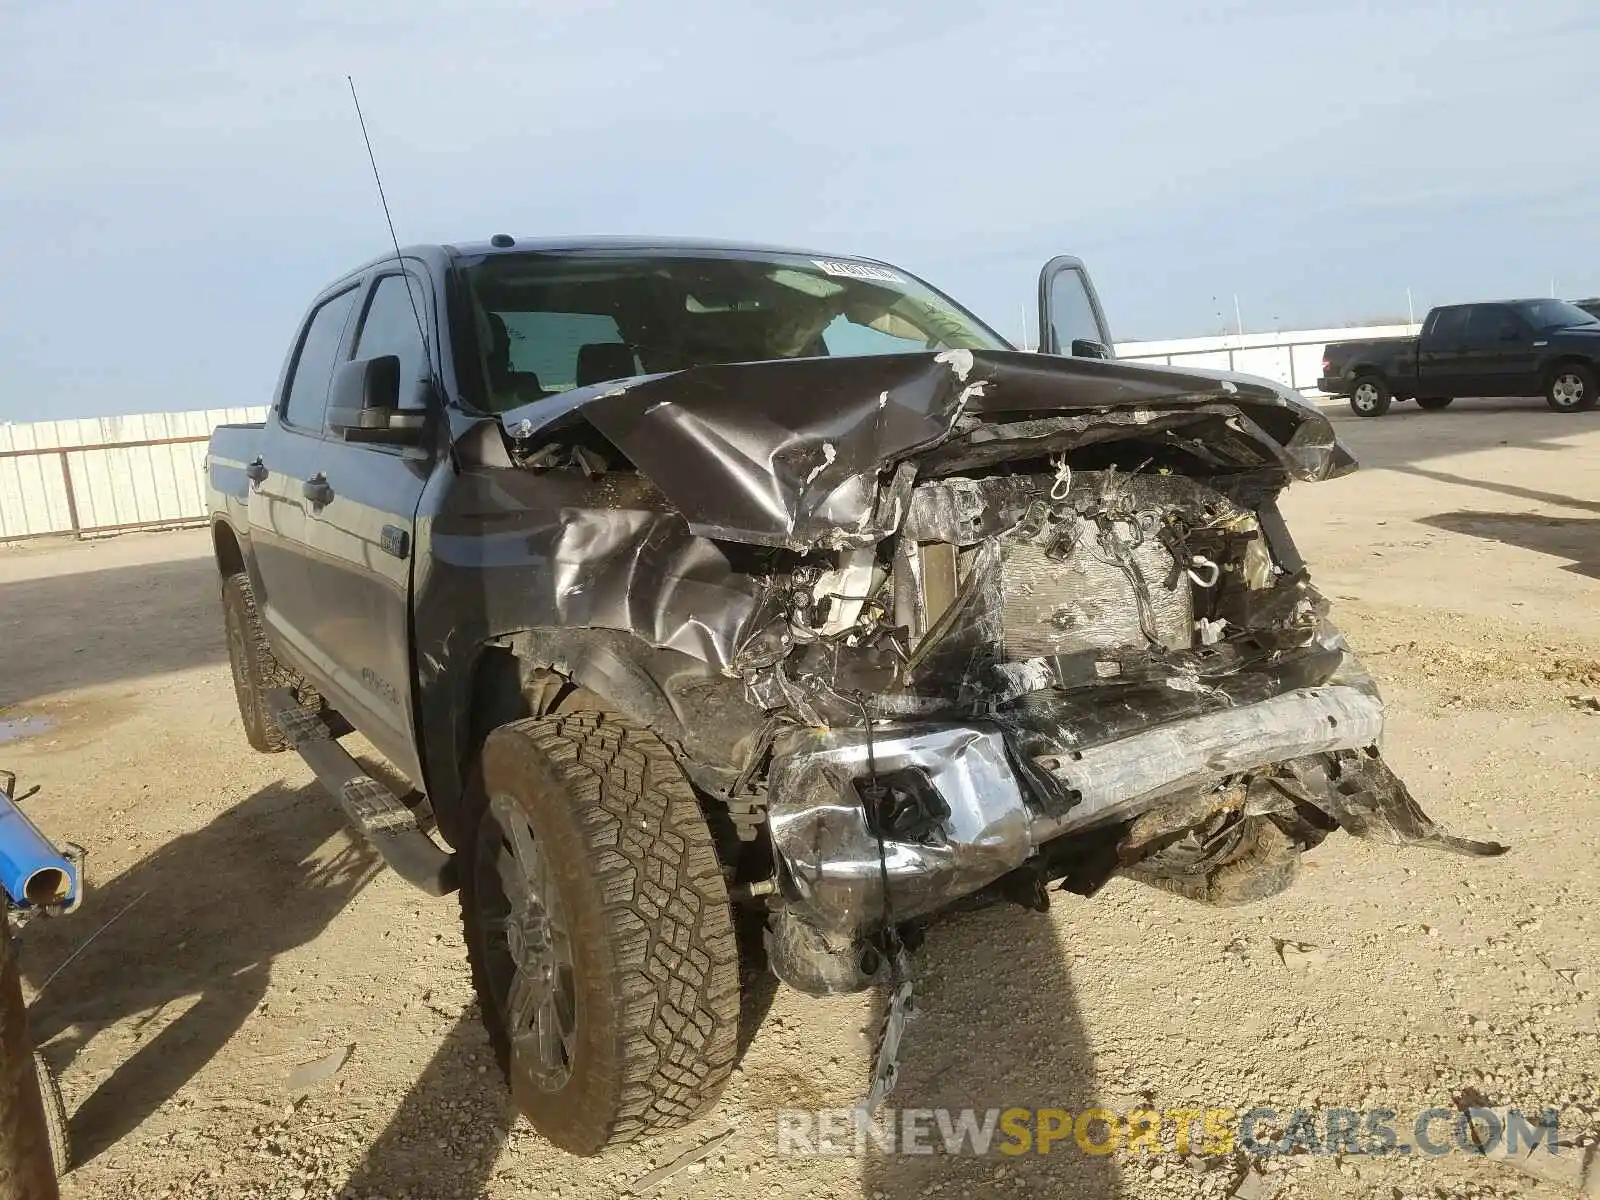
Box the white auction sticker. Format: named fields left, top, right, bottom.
left=811, top=259, right=902, bottom=284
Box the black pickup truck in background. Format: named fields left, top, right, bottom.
left=1318, top=299, right=1600, bottom=416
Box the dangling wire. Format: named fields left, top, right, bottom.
left=1050, top=455, right=1074, bottom=501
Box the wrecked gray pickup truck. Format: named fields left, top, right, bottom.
left=206, top=239, right=1501, bottom=1154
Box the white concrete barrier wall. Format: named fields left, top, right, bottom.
left=0, top=321, right=1414, bottom=542
left=1115, top=323, right=1420, bottom=392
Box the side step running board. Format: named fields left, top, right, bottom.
left=265, top=689, right=457, bottom=896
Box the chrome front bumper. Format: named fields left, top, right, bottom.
left=767, top=684, right=1386, bottom=937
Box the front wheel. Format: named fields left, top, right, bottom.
left=461, top=711, right=740, bottom=1155
left=1349, top=377, right=1392, bottom=417
left=1546, top=364, right=1598, bottom=412
left=1416, top=396, right=1454, bottom=411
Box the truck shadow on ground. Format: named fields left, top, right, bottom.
left=21, top=779, right=381, bottom=1165
left=336, top=1011, right=516, bottom=1199
left=335, top=911, right=780, bottom=1197
left=1417, top=511, right=1600, bottom=580
left=859, top=904, right=1117, bottom=1199
left=0, top=554, right=224, bottom=707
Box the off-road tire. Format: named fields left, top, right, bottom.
left=1416, top=396, right=1454, bottom=411
left=1123, top=817, right=1301, bottom=907
left=1545, top=362, right=1598, bottom=412
left=461, top=711, right=740, bottom=1155
left=220, top=572, right=321, bottom=753
left=33, top=1052, right=69, bottom=1177
left=1348, top=376, right=1392, bottom=417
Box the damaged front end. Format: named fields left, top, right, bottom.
left=492, top=348, right=1505, bottom=995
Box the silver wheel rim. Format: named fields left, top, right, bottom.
left=480, top=793, right=577, bottom=1090
left=1553, top=373, right=1585, bottom=408
left=1353, top=382, right=1380, bottom=412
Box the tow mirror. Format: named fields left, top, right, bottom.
left=327, top=355, right=429, bottom=443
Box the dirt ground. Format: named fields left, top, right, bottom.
left=3, top=395, right=1598, bottom=1200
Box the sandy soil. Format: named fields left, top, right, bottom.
left=2, top=395, right=1598, bottom=1200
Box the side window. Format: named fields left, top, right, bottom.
left=353, top=274, right=430, bottom=389
left=282, top=288, right=359, bottom=430
left=1466, top=305, right=1520, bottom=342
left=1429, top=307, right=1472, bottom=343
left=1048, top=268, right=1105, bottom=354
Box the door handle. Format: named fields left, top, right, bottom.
left=245, top=458, right=268, bottom=485
left=302, top=474, right=334, bottom=506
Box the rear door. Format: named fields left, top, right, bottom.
left=296, top=266, right=436, bottom=784
left=1417, top=305, right=1475, bottom=396
left=1036, top=256, right=1115, bottom=358
left=249, top=283, right=362, bottom=672
left=1463, top=304, right=1537, bottom=396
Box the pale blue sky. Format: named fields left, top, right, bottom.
left=3, top=0, right=1598, bottom=420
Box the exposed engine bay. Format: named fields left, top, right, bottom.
left=453, top=346, right=1506, bottom=998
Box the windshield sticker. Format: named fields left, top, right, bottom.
left=812, top=259, right=903, bottom=284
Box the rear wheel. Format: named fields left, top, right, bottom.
left=220, top=572, right=321, bottom=752
left=461, top=711, right=740, bottom=1154
left=1349, top=377, right=1392, bottom=417
left=1546, top=363, right=1598, bottom=412
left=1416, top=396, right=1454, bottom=411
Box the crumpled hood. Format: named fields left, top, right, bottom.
left=498, top=348, right=1356, bottom=551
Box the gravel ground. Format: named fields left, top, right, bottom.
left=2, top=395, right=1598, bottom=1200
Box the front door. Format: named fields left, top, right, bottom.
left=1463, top=304, right=1538, bottom=396
left=1036, top=255, right=1115, bottom=358
left=297, top=268, right=436, bottom=785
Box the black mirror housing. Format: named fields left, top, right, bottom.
left=1070, top=338, right=1111, bottom=360
left=327, top=355, right=429, bottom=443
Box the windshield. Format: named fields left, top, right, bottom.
left=1512, top=299, right=1600, bottom=330
left=452, top=250, right=1009, bottom=413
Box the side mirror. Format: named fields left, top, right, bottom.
left=1070, top=338, right=1111, bottom=360
left=327, top=356, right=429, bottom=443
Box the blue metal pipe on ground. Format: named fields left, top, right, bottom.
left=0, top=787, right=76, bottom=911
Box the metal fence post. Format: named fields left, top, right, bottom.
left=55, top=454, right=79, bottom=539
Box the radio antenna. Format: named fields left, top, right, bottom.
left=346, top=75, right=430, bottom=357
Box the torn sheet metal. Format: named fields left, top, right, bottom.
left=768, top=723, right=1032, bottom=937
left=495, top=350, right=1355, bottom=553
left=1274, top=751, right=1508, bottom=857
